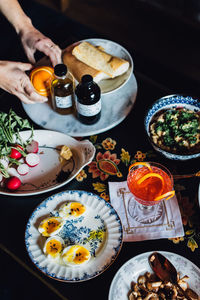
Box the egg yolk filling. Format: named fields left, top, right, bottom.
left=46, top=239, right=63, bottom=257
left=63, top=245, right=90, bottom=264
left=42, top=218, right=62, bottom=236
left=70, top=203, right=86, bottom=217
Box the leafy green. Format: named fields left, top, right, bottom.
left=0, top=109, right=34, bottom=177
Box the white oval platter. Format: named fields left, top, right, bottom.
left=108, top=251, right=200, bottom=300
left=25, top=190, right=123, bottom=282
left=0, top=130, right=95, bottom=196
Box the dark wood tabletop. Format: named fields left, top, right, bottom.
left=0, top=1, right=200, bottom=300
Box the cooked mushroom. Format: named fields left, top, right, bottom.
left=128, top=269, right=199, bottom=300
left=138, top=275, right=147, bottom=286
left=143, top=292, right=158, bottom=300
left=146, top=281, right=162, bottom=292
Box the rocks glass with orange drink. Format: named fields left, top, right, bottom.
left=127, top=162, right=175, bottom=223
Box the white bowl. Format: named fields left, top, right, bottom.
left=65, top=38, right=134, bottom=94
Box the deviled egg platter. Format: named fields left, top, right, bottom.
left=25, top=190, right=123, bottom=282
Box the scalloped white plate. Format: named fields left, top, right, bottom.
left=0, top=130, right=95, bottom=196
left=109, top=251, right=200, bottom=300
left=25, top=190, right=123, bottom=282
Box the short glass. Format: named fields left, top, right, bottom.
left=127, top=162, right=174, bottom=224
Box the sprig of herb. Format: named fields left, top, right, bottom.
left=0, top=109, right=34, bottom=177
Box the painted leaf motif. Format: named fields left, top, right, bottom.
left=97, top=159, right=119, bottom=175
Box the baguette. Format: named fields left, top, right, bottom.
left=62, top=49, right=109, bottom=83
left=72, top=41, right=129, bottom=78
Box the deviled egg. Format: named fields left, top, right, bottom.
left=59, top=202, right=86, bottom=219
left=62, top=245, right=91, bottom=266
left=43, top=236, right=64, bottom=261
left=38, top=216, right=64, bottom=237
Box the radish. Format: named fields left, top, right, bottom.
left=6, top=176, right=21, bottom=190
left=10, top=144, right=24, bottom=160
left=17, top=164, right=29, bottom=176
left=26, top=140, right=39, bottom=153
left=0, top=157, right=9, bottom=169
left=0, top=173, right=3, bottom=182
left=25, top=153, right=40, bottom=167
left=7, top=167, right=20, bottom=178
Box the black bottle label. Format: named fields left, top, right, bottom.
left=76, top=99, right=101, bottom=116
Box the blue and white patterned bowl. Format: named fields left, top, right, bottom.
left=144, top=94, right=200, bottom=160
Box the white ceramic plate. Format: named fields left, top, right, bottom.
left=65, top=38, right=133, bottom=94
left=108, top=251, right=200, bottom=299
left=0, top=130, right=95, bottom=196
left=25, top=190, right=123, bottom=282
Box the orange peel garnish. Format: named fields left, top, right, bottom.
left=154, top=190, right=175, bottom=202
left=128, top=162, right=152, bottom=173
left=137, top=172, right=164, bottom=187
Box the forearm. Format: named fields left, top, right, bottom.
left=0, top=0, right=32, bottom=34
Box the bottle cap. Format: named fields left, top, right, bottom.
left=81, top=74, right=93, bottom=85
left=54, top=64, right=67, bottom=77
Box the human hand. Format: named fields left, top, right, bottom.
left=0, top=61, right=48, bottom=104
left=20, top=25, right=62, bottom=66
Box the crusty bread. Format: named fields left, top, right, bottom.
left=62, top=49, right=109, bottom=83
left=72, top=41, right=129, bottom=78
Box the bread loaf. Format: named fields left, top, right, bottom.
left=62, top=49, right=109, bottom=83
left=72, top=42, right=129, bottom=78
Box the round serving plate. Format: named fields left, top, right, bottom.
left=65, top=38, right=134, bottom=95
left=108, top=251, right=200, bottom=300
left=25, top=190, right=123, bottom=282
left=22, top=38, right=137, bottom=137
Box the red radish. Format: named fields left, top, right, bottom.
left=25, top=153, right=40, bottom=167
left=6, top=176, right=21, bottom=190
left=10, top=144, right=24, bottom=160
left=26, top=140, right=39, bottom=153
left=17, top=164, right=29, bottom=176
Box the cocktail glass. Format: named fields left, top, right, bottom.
left=127, top=162, right=174, bottom=224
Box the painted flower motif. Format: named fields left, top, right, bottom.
left=93, top=182, right=106, bottom=193
left=102, top=138, right=116, bottom=150
left=134, top=151, right=146, bottom=161
left=187, top=238, right=198, bottom=252
left=100, top=192, right=109, bottom=201
left=120, top=148, right=130, bottom=166
left=168, top=237, right=184, bottom=244
left=76, top=169, right=87, bottom=182
left=88, top=151, right=121, bottom=181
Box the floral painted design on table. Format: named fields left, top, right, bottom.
left=75, top=135, right=200, bottom=252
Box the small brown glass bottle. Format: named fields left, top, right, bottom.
left=75, top=75, right=101, bottom=125
left=51, top=64, right=74, bottom=115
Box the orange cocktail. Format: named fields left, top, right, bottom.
left=127, top=162, right=174, bottom=206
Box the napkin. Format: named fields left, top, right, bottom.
left=108, top=181, right=184, bottom=242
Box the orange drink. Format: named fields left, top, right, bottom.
left=127, top=162, right=174, bottom=206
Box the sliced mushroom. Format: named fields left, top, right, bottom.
left=137, top=275, right=147, bottom=285
left=146, top=281, right=162, bottom=292
left=128, top=291, right=137, bottom=300
left=143, top=292, right=158, bottom=300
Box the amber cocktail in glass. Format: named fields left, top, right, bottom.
left=127, top=162, right=175, bottom=223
